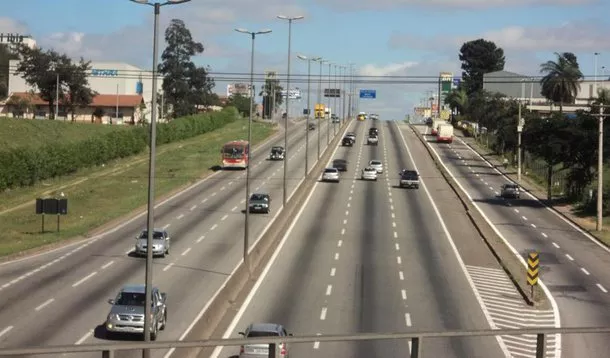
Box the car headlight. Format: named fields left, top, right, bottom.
left=107, top=313, right=119, bottom=321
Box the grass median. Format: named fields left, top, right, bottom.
left=0, top=119, right=277, bottom=258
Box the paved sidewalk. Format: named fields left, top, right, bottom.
left=455, top=130, right=610, bottom=247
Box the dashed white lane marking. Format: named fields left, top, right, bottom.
left=347, top=202, right=351, bottom=208
left=343, top=219, right=347, bottom=225
left=565, top=254, right=574, bottom=261
left=597, top=284, right=608, bottom=293
left=391, top=212, right=395, bottom=219
left=221, top=214, right=229, bottom=221
left=341, top=228, right=345, bottom=235
left=399, top=271, right=404, bottom=280
left=581, top=267, right=590, bottom=275
left=35, top=298, right=55, bottom=311
left=182, top=248, right=191, bottom=256
left=495, top=191, right=500, bottom=195
left=75, top=330, right=93, bottom=345
left=337, top=240, right=343, bottom=247
left=397, top=256, right=402, bottom=264
left=401, top=289, right=407, bottom=300
left=313, top=333, right=321, bottom=349
left=231, top=206, right=238, bottom=212
left=240, top=199, right=246, bottom=204
left=541, top=233, right=548, bottom=238
left=330, top=268, right=336, bottom=277
left=220, top=186, right=226, bottom=191
left=163, top=262, right=174, bottom=271
left=395, top=243, right=400, bottom=251
left=514, top=209, right=519, bottom=213
left=124, top=248, right=133, bottom=255
left=72, top=272, right=97, bottom=287
left=210, top=224, right=218, bottom=231
left=0, top=326, right=13, bottom=338
left=163, top=224, right=170, bottom=229
left=521, top=216, right=527, bottom=221
left=177, top=214, right=185, bottom=220
left=190, top=205, right=197, bottom=211
left=101, top=261, right=114, bottom=269
left=345, top=210, right=349, bottom=216
left=334, top=253, right=340, bottom=260
left=389, top=198, right=393, bottom=203
left=484, top=181, right=488, bottom=185
left=197, top=235, right=205, bottom=243
left=348, top=196, right=352, bottom=201
left=201, top=198, right=208, bottom=204
left=552, top=242, right=560, bottom=249
left=405, top=313, right=412, bottom=327
left=228, top=181, right=233, bottom=185
left=393, top=232, right=398, bottom=238
left=211, top=192, right=217, bottom=197
left=531, top=223, right=537, bottom=228
left=320, top=307, right=327, bottom=320
left=392, top=222, right=396, bottom=227
left=326, top=285, right=332, bottom=296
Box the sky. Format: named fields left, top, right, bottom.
left=1, top=0, right=610, bottom=120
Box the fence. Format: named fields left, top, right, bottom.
left=0, top=327, right=608, bottom=357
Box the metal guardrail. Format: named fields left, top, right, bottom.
left=0, top=327, right=609, bottom=357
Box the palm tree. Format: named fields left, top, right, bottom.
left=444, top=88, right=468, bottom=115
left=539, top=52, right=583, bottom=113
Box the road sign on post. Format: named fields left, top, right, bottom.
left=527, top=251, right=539, bottom=301
left=360, top=89, right=376, bottom=99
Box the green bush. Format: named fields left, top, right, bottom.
left=0, top=107, right=241, bottom=191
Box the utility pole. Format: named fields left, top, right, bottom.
left=597, top=104, right=610, bottom=231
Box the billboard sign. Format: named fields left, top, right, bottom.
left=281, top=88, right=302, bottom=99
left=323, top=88, right=341, bottom=98
left=440, top=72, right=453, bottom=96
left=265, top=70, right=277, bottom=80
left=360, top=89, right=376, bottom=99
left=227, top=83, right=251, bottom=97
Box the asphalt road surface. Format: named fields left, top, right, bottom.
left=211, top=120, right=509, bottom=358
left=412, top=124, right=610, bottom=358
left=0, top=117, right=340, bottom=358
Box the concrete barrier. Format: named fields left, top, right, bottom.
left=408, top=124, right=546, bottom=307
left=171, top=119, right=354, bottom=358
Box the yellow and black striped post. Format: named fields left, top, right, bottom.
left=527, top=252, right=539, bottom=300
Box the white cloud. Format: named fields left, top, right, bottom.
left=0, top=17, right=28, bottom=33
left=314, top=0, right=594, bottom=11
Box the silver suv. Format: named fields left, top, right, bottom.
left=238, top=323, right=292, bottom=358
left=500, top=183, right=520, bottom=199
left=105, top=284, right=167, bottom=340
left=134, top=229, right=170, bottom=257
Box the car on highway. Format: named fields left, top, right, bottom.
left=105, top=284, right=167, bottom=341
left=342, top=136, right=354, bottom=146
left=249, top=193, right=271, bottom=213
left=134, top=229, right=170, bottom=257
left=269, top=146, right=285, bottom=160
left=332, top=117, right=340, bottom=123
left=367, top=134, right=378, bottom=145
left=346, top=132, right=356, bottom=142
left=369, top=127, right=379, bottom=136
left=500, top=183, right=521, bottom=198
left=322, top=167, right=340, bottom=182
left=399, top=169, right=420, bottom=189
left=369, top=159, right=383, bottom=174
left=361, top=167, right=378, bottom=181
left=332, top=159, right=348, bottom=172
left=238, top=322, right=292, bottom=358
left=308, top=122, right=316, bottom=130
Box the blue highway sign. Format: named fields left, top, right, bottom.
left=360, top=89, right=376, bottom=99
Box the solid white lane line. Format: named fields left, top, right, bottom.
left=182, top=248, right=191, bottom=256
left=399, top=271, right=404, bottom=280
left=597, top=284, right=608, bottom=293
left=201, top=198, right=208, bottom=204
left=397, top=256, right=402, bottom=264
left=401, top=290, right=407, bottom=300
left=394, top=232, right=398, bottom=239
left=210, top=224, right=218, bottom=231
left=334, top=253, right=339, bottom=260
left=337, top=240, right=343, bottom=247
left=330, top=268, right=336, bottom=277
left=531, top=223, right=537, bottom=228
left=190, top=205, right=197, bottom=211
left=231, top=206, right=238, bottom=212
left=163, top=263, right=174, bottom=272
left=395, top=243, right=400, bottom=251
left=221, top=214, right=229, bottom=221
left=581, top=267, right=590, bottom=275
left=35, top=298, right=55, bottom=311
left=320, top=307, right=327, bottom=320
left=405, top=313, right=412, bottom=327
left=72, top=272, right=97, bottom=287
left=75, top=330, right=93, bottom=345
left=521, top=216, right=528, bottom=221
left=326, top=285, right=332, bottom=296
left=197, top=235, right=205, bottom=243
left=0, top=326, right=13, bottom=338
left=101, top=261, right=114, bottom=269
left=177, top=214, right=184, bottom=220
left=565, top=254, right=574, bottom=261
left=541, top=233, right=548, bottom=238
left=341, top=228, right=345, bottom=235
left=552, top=242, right=560, bottom=249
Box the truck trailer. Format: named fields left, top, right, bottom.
left=436, top=123, right=454, bottom=143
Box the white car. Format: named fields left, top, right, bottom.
left=322, top=168, right=340, bottom=182
left=361, top=167, right=378, bottom=181
left=369, top=160, right=383, bottom=174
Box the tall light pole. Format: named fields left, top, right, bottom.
left=55, top=73, right=60, bottom=120
left=327, top=62, right=333, bottom=145
left=313, top=58, right=327, bottom=159
left=595, top=52, right=600, bottom=97
left=347, top=64, right=354, bottom=120
left=297, top=54, right=320, bottom=176
left=277, top=15, right=304, bottom=206
left=333, top=64, right=338, bottom=136
left=517, top=79, right=525, bottom=184
left=235, top=27, right=272, bottom=272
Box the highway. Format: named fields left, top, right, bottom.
left=412, top=124, right=610, bottom=357
left=0, top=116, right=340, bottom=358
left=211, top=119, right=515, bottom=358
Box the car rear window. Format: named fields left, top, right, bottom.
left=370, top=160, right=381, bottom=165
left=247, top=331, right=280, bottom=338
left=325, top=168, right=338, bottom=173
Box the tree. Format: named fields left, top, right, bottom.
left=227, top=94, right=251, bottom=117
left=259, top=77, right=283, bottom=118
left=64, top=58, right=96, bottom=121
left=0, top=44, right=19, bottom=99
left=459, top=39, right=505, bottom=94
left=158, top=19, right=215, bottom=119
left=540, top=52, right=583, bottom=113
left=444, top=88, right=468, bottom=115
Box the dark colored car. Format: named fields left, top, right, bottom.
left=248, top=193, right=271, bottom=213
left=369, top=127, right=379, bottom=136
left=308, top=122, right=316, bottom=130
left=342, top=136, right=354, bottom=146
left=332, top=159, right=348, bottom=172
left=399, top=169, right=420, bottom=189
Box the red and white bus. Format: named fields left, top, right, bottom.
left=221, top=140, right=250, bottom=169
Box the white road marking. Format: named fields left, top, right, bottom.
left=541, top=233, right=548, bottom=238
left=531, top=223, right=536, bottom=228
left=399, top=271, right=404, bottom=280
left=484, top=182, right=488, bottom=185
left=401, top=289, right=407, bottom=300
left=75, top=330, right=93, bottom=345
left=163, top=224, right=170, bottom=229
left=221, top=214, right=229, bottom=221
left=231, top=206, right=238, bottom=212
left=552, top=242, right=560, bottom=249
left=389, top=198, right=393, bottom=203
left=334, top=253, right=340, bottom=260
left=397, top=256, right=402, bottom=264
left=388, top=191, right=392, bottom=197
left=326, top=285, right=332, bottom=296
left=313, top=333, right=321, bottom=349
left=343, top=219, right=347, bottom=225
left=597, top=284, right=608, bottom=293
left=211, top=192, right=217, bottom=197
left=581, top=267, right=590, bottom=275
left=350, top=190, right=353, bottom=194
left=337, top=240, right=343, bottom=247
left=35, top=298, right=55, bottom=311
left=190, top=205, right=197, bottom=211
left=405, top=313, right=412, bottom=327
left=565, top=254, right=574, bottom=261
left=72, top=272, right=97, bottom=287
left=320, top=307, right=327, bottom=320
left=101, top=261, right=114, bottom=269
left=345, top=210, right=349, bottom=216
left=330, top=268, right=336, bottom=277
left=391, top=213, right=395, bottom=218
left=394, top=232, right=398, bottom=239
left=347, top=202, right=351, bottom=208
left=395, top=243, right=400, bottom=251
left=163, top=263, right=174, bottom=272
left=521, top=216, right=527, bottom=221
left=210, top=224, right=218, bottom=231
left=177, top=214, right=184, bottom=220
left=341, top=228, right=345, bottom=235
left=392, top=222, right=396, bottom=227
left=240, top=199, right=246, bottom=204
left=348, top=196, right=352, bottom=201
left=228, top=181, right=233, bottom=185
left=0, top=326, right=13, bottom=338
left=197, top=235, right=205, bottom=243
left=182, top=248, right=191, bottom=256
left=220, top=186, right=226, bottom=191
left=201, top=198, right=208, bottom=204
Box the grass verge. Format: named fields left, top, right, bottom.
left=0, top=119, right=277, bottom=258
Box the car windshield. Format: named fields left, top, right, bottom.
left=250, top=194, right=267, bottom=201
left=139, top=231, right=164, bottom=240
left=505, top=184, right=519, bottom=189
left=364, top=168, right=376, bottom=172
left=247, top=331, right=280, bottom=338
left=370, top=161, right=381, bottom=165
left=223, top=146, right=244, bottom=158
left=402, top=172, right=418, bottom=179
left=325, top=168, right=338, bottom=173
left=333, top=160, right=346, bottom=164
left=115, top=291, right=146, bottom=306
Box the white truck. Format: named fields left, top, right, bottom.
left=436, top=123, right=454, bottom=143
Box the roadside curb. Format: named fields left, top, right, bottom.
left=409, top=124, right=545, bottom=307
left=457, top=132, right=610, bottom=250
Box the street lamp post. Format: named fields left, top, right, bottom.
left=333, top=64, right=338, bottom=136
left=327, top=62, right=333, bottom=145
left=297, top=54, right=320, bottom=176
left=313, top=58, right=326, bottom=159
left=517, top=79, right=525, bottom=184
left=595, top=52, right=600, bottom=96
left=129, top=1, right=190, bottom=357
left=277, top=15, right=304, bottom=206
left=235, top=27, right=272, bottom=273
